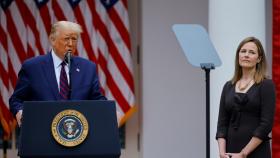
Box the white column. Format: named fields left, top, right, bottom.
left=208, top=0, right=266, bottom=158
left=141, top=0, right=208, bottom=158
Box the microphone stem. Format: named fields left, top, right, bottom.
left=66, top=51, right=72, bottom=99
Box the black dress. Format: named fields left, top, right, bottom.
left=216, top=79, right=276, bottom=158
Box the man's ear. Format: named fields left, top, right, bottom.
left=49, top=35, right=55, bottom=45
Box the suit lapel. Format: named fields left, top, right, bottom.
left=42, top=52, right=60, bottom=100
left=69, top=57, right=80, bottom=99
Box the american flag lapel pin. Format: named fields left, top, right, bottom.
left=76, top=68, right=80, bottom=72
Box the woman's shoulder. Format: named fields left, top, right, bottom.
left=259, top=78, right=274, bottom=86
left=224, top=80, right=233, bottom=87
left=222, top=80, right=234, bottom=92
left=258, top=78, right=275, bottom=90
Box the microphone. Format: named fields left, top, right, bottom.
left=64, top=50, right=72, bottom=99
left=64, top=50, right=71, bottom=67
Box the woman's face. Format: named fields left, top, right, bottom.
left=238, top=42, right=260, bottom=69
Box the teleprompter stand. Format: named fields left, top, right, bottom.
left=173, top=24, right=222, bottom=158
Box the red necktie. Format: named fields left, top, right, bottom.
left=59, top=61, right=70, bottom=100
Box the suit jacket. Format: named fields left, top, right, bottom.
left=9, top=52, right=106, bottom=116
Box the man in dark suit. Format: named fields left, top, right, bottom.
left=9, top=21, right=106, bottom=126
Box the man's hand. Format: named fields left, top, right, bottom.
left=16, top=110, right=23, bottom=127
left=116, top=110, right=121, bottom=127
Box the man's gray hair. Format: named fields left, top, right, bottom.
left=49, top=21, right=83, bottom=39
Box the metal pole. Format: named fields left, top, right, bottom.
left=205, top=68, right=210, bottom=158
left=201, top=63, right=214, bottom=158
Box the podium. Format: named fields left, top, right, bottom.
left=19, top=100, right=121, bottom=158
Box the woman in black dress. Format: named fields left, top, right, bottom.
left=216, top=37, right=276, bottom=158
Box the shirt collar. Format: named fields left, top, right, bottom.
left=51, top=49, right=63, bottom=68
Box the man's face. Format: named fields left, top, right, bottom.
left=50, top=28, right=79, bottom=59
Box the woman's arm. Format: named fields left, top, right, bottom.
left=226, top=137, right=262, bottom=158
left=239, top=137, right=262, bottom=157
left=218, top=138, right=228, bottom=158
left=216, top=82, right=231, bottom=158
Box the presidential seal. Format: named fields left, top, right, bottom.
left=51, top=109, right=89, bottom=147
